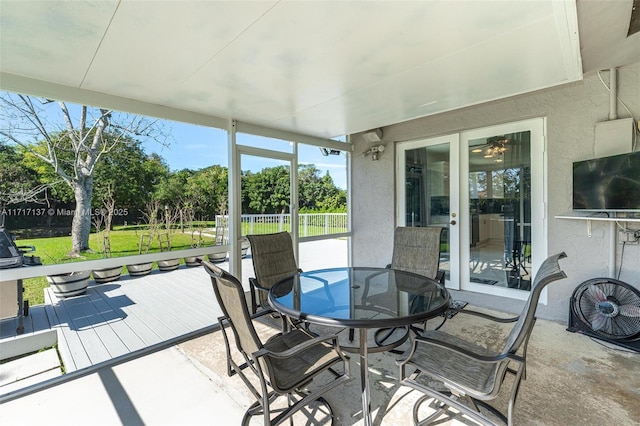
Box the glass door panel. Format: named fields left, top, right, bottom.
left=397, top=119, right=543, bottom=298
left=467, top=132, right=532, bottom=290
left=397, top=135, right=460, bottom=288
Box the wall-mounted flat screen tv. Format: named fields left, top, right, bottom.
left=573, top=150, right=640, bottom=211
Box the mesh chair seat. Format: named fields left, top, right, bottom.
left=402, top=329, right=502, bottom=398
left=399, top=252, right=568, bottom=426
left=203, top=260, right=350, bottom=425
left=263, top=329, right=344, bottom=392
left=391, top=227, right=443, bottom=280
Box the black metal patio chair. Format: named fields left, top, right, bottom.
left=247, top=232, right=301, bottom=315
left=398, top=252, right=567, bottom=426
left=356, top=226, right=445, bottom=345
left=203, top=260, right=350, bottom=426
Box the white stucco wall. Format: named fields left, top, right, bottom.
left=351, top=62, right=640, bottom=323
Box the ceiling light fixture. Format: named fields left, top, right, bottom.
left=482, top=136, right=509, bottom=158
left=362, top=128, right=383, bottom=143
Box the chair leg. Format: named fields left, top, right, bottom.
left=413, top=394, right=448, bottom=426
left=403, top=377, right=500, bottom=426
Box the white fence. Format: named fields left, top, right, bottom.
left=215, top=213, right=347, bottom=241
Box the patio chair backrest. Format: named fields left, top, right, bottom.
left=203, top=261, right=262, bottom=359
left=391, top=226, right=443, bottom=280
left=502, top=252, right=568, bottom=354
left=248, top=232, right=299, bottom=304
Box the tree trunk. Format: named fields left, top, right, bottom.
left=70, top=177, right=93, bottom=254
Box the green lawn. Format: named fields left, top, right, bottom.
left=19, top=224, right=346, bottom=306
left=20, top=229, right=217, bottom=306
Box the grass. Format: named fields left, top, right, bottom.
left=20, top=228, right=217, bottom=306
left=19, top=224, right=347, bottom=306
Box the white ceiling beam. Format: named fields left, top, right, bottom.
left=0, top=72, right=228, bottom=129
left=0, top=72, right=352, bottom=152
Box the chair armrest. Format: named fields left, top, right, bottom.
left=249, top=277, right=270, bottom=293
left=254, top=333, right=341, bottom=360
left=404, top=335, right=524, bottom=365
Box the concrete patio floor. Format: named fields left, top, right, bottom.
left=1, top=236, right=638, bottom=425
left=1, top=303, right=638, bottom=425
left=179, top=309, right=640, bottom=426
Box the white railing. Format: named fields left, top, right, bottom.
left=215, top=213, right=347, bottom=241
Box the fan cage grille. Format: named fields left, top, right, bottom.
left=571, top=278, right=640, bottom=341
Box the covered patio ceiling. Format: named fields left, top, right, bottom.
left=0, top=1, right=638, bottom=140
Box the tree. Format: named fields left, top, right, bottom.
left=317, top=172, right=347, bottom=212
left=93, top=140, right=167, bottom=229
left=0, top=93, right=166, bottom=255
left=186, top=165, right=228, bottom=218
left=243, top=166, right=290, bottom=214
left=0, top=142, right=42, bottom=209
left=153, top=168, right=194, bottom=231
left=298, top=164, right=346, bottom=212
left=298, top=164, right=323, bottom=211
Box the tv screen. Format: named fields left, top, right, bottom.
left=573, top=151, right=640, bottom=211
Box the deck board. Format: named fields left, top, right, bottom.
left=85, top=292, right=147, bottom=352
left=29, top=305, right=51, bottom=334
left=133, top=269, right=218, bottom=328
left=3, top=265, right=228, bottom=375
left=88, top=290, right=163, bottom=347
left=44, top=292, right=92, bottom=371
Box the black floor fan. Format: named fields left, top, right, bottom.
left=568, top=278, right=640, bottom=352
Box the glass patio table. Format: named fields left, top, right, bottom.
left=269, top=266, right=450, bottom=426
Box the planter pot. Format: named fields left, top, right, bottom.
left=241, top=238, right=250, bottom=258
left=47, top=271, right=91, bottom=298
left=93, top=266, right=122, bottom=284
left=184, top=256, right=203, bottom=267
left=157, top=258, right=180, bottom=271
left=207, top=252, right=227, bottom=263
left=126, top=262, right=153, bottom=276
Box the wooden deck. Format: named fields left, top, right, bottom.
left=1, top=265, right=223, bottom=373
left=0, top=239, right=347, bottom=393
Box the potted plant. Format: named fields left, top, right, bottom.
left=91, top=193, right=122, bottom=283
left=240, top=236, right=250, bottom=258
left=207, top=251, right=227, bottom=263
left=184, top=228, right=203, bottom=267
left=92, top=234, right=122, bottom=284
left=126, top=234, right=153, bottom=276
left=157, top=207, right=180, bottom=271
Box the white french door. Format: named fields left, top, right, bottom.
left=397, top=118, right=546, bottom=299
left=396, top=134, right=461, bottom=288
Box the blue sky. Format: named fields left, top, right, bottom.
left=146, top=119, right=348, bottom=189
left=2, top=94, right=347, bottom=189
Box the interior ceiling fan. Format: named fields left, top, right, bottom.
left=471, top=136, right=509, bottom=161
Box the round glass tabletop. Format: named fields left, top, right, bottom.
left=269, top=266, right=450, bottom=329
